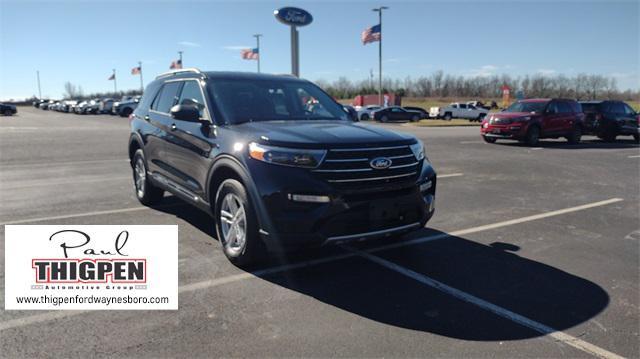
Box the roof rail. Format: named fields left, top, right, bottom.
left=155, top=68, right=206, bottom=80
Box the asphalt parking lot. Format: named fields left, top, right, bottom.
left=1, top=107, right=639, bottom=358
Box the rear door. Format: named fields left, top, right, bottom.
left=619, top=102, right=638, bottom=135
left=541, top=101, right=562, bottom=135
left=556, top=101, right=576, bottom=134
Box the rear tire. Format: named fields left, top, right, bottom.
left=215, top=179, right=266, bottom=267
left=411, top=115, right=419, bottom=122
left=633, top=134, right=639, bottom=143
left=361, top=114, right=370, bottom=121
left=443, top=113, right=452, bottom=121
left=380, top=115, right=389, bottom=123
left=4, top=110, right=12, bottom=116
left=525, top=126, right=540, bottom=146
left=566, top=126, right=582, bottom=144
left=132, top=149, right=164, bottom=206
left=121, top=107, right=133, bottom=117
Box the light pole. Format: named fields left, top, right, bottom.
left=372, top=6, right=388, bottom=106
left=36, top=70, right=42, bottom=99
left=253, top=34, right=262, bottom=73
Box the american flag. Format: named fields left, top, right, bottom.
left=170, top=59, right=183, bottom=69
left=107, top=73, right=115, bottom=80
left=361, top=24, right=381, bottom=45
left=131, top=66, right=141, bottom=75
left=241, top=48, right=259, bottom=60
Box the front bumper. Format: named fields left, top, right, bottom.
left=481, top=123, right=528, bottom=139
left=247, top=159, right=436, bottom=250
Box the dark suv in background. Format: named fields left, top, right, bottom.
left=481, top=98, right=584, bottom=146
left=580, top=100, right=639, bottom=142
left=129, top=69, right=437, bottom=266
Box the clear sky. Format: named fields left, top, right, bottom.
left=0, top=0, right=638, bottom=100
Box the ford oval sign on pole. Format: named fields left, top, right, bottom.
left=274, top=7, right=313, bottom=77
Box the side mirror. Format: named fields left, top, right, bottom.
left=343, top=105, right=359, bottom=122
left=170, top=104, right=200, bottom=122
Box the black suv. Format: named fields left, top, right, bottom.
left=129, top=69, right=436, bottom=265
left=579, top=100, right=639, bottom=142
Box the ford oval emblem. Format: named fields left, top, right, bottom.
left=370, top=157, right=392, bottom=170
left=274, top=7, right=313, bottom=27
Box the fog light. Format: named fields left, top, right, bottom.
left=288, top=194, right=330, bottom=203
left=420, top=180, right=432, bottom=192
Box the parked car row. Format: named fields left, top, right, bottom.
left=0, top=102, right=18, bottom=116
left=480, top=98, right=639, bottom=145
left=32, top=96, right=141, bottom=117
left=354, top=100, right=493, bottom=123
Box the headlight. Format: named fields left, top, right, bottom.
left=409, top=141, right=425, bottom=161
left=248, top=142, right=326, bottom=168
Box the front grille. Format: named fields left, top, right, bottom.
left=313, top=145, right=420, bottom=189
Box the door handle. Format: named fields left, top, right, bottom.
left=170, top=124, right=177, bottom=131
left=144, top=115, right=150, bottom=121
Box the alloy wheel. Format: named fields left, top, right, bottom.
left=220, top=193, right=247, bottom=255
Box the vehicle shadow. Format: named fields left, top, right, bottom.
left=151, top=201, right=609, bottom=341
left=498, top=137, right=639, bottom=150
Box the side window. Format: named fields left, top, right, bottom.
left=451, top=104, right=458, bottom=108
left=612, top=102, right=626, bottom=114
left=178, top=80, right=208, bottom=119
left=557, top=102, right=572, bottom=113
left=150, top=87, right=163, bottom=111
left=459, top=104, right=467, bottom=109
left=154, top=82, right=182, bottom=114
left=623, top=104, right=636, bottom=115
left=391, top=107, right=403, bottom=113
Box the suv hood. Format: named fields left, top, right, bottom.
left=232, top=120, right=416, bottom=148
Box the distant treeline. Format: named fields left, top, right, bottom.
left=316, top=71, right=638, bottom=101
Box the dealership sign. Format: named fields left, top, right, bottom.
left=5, top=225, right=178, bottom=310
left=274, top=7, right=313, bottom=27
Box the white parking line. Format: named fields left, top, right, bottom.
left=347, top=246, right=624, bottom=359
left=0, top=158, right=129, bottom=169
left=628, top=155, right=640, bottom=158
left=438, top=173, right=463, bottom=178
left=0, top=197, right=622, bottom=336
left=0, top=203, right=184, bottom=226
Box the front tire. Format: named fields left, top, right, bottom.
left=215, top=179, right=265, bottom=267
left=525, top=126, right=540, bottom=146
left=380, top=115, right=389, bottom=123
left=483, top=136, right=497, bottom=143
left=361, top=114, right=369, bottom=121
left=132, top=149, right=164, bottom=206
left=633, top=134, right=639, bottom=142
left=4, top=110, right=12, bottom=116
left=443, top=113, right=452, bottom=121
left=411, top=115, right=419, bottom=122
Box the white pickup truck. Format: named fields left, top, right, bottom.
left=429, top=102, right=489, bottom=122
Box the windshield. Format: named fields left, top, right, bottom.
left=208, top=79, right=350, bottom=124
left=505, top=101, right=548, bottom=113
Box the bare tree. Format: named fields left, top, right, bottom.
left=63, top=82, right=82, bottom=99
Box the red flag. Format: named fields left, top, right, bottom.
left=131, top=66, right=141, bottom=75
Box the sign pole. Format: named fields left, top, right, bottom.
left=138, top=61, right=144, bottom=92
left=274, top=7, right=312, bottom=78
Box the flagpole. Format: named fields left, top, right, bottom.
left=373, top=6, right=388, bottom=107
left=113, top=69, right=117, bottom=93
left=178, top=51, right=183, bottom=67
left=36, top=70, right=42, bottom=99
left=138, top=61, right=144, bottom=92
left=254, top=34, right=262, bottom=73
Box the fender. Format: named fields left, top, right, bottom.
left=206, top=155, right=277, bottom=244
left=128, top=133, right=145, bottom=165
